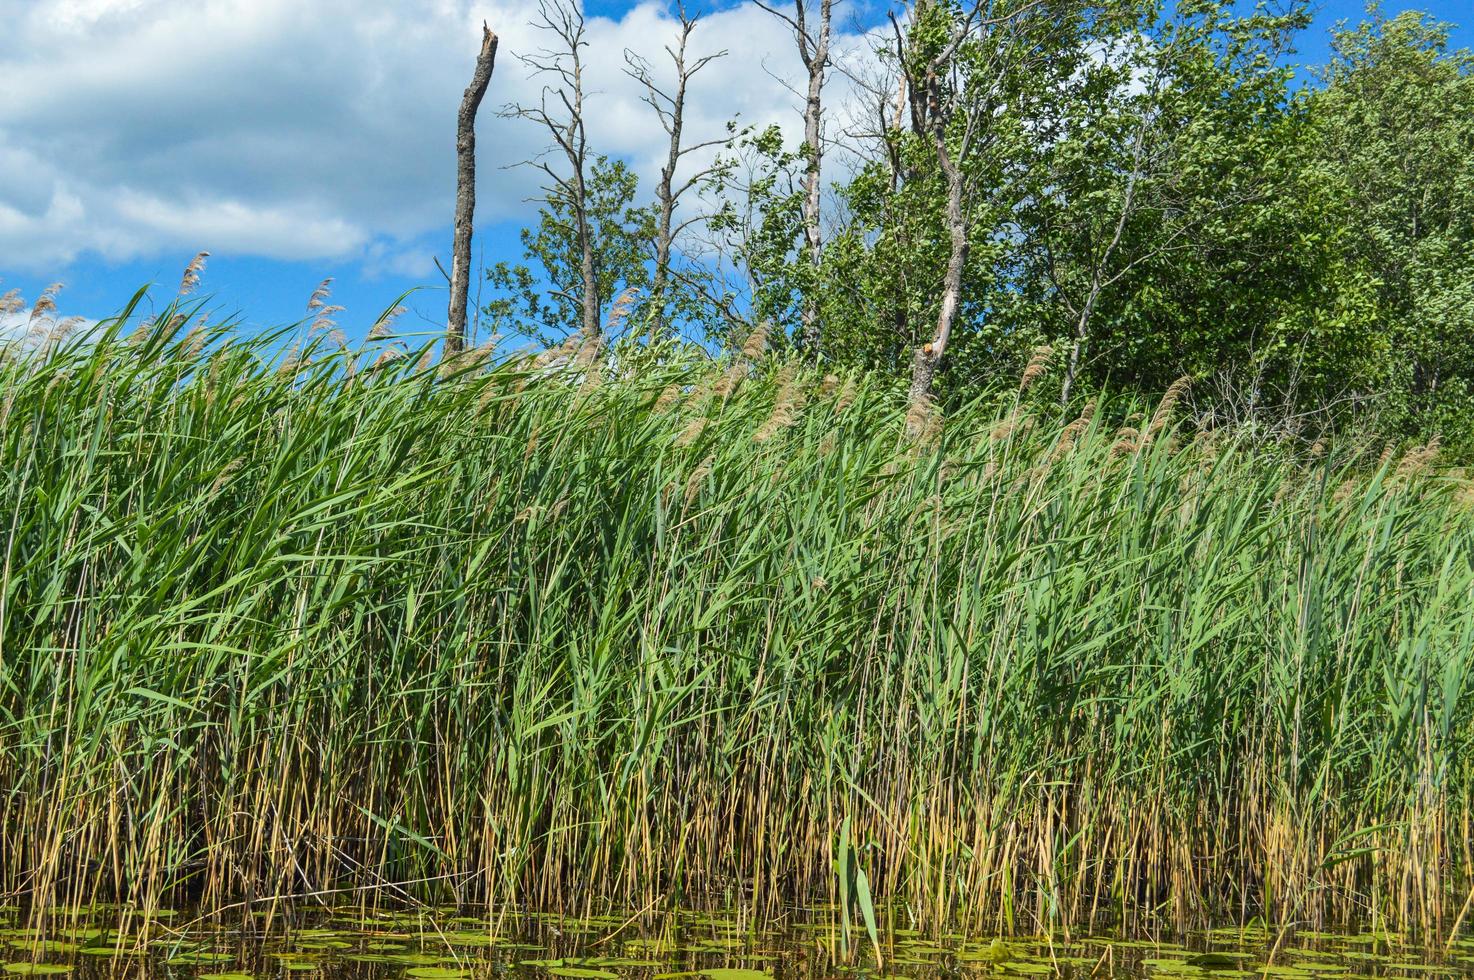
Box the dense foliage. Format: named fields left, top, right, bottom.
left=2, top=309, right=1471, bottom=932
left=487, top=2, right=1474, bottom=451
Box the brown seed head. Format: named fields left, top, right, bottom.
left=1053, top=398, right=1096, bottom=460
left=676, top=416, right=709, bottom=448
left=310, top=305, right=345, bottom=334
left=905, top=392, right=942, bottom=445
left=605, top=287, right=638, bottom=334
left=740, top=322, right=770, bottom=363
left=179, top=251, right=210, bottom=296
left=754, top=368, right=807, bottom=443
left=368, top=306, right=406, bottom=339
left=684, top=455, right=714, bottom=504
left=307, top=278, right=334, bottom=312
left=1111, top=426, right=1140, bottom=457
left=1146, top=376, right=1191, bottom=441
left=1017, top=344, right=1053, bottom=395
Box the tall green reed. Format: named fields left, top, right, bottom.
left=1, top=297, right=1471, bottom=937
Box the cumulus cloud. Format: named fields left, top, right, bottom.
left=0, top=308, right=28, bottom=342
left=0, top=307, right=99, bottom=347
left=0, top=0, right=863, bottom=274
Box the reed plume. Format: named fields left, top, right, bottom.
left=1146, top=375, right=1192, bottom=442
left=307, top=278, right=334, bottom=312
left=1018, top=344, right=1053, bottom=395
left=179, top=252, right=210, bottom=296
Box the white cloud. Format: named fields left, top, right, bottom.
left=0, top=0, right=860, bottom=274
left=0, top=308, right=98, bottom=347
left=0, top=309, right=28, bottom=342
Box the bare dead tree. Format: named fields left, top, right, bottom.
left=505, top=0, right=601, bottom=343
left=755, top=0, right=834, bottom=358
left=624, top=5, right=730, bottom=339
left=447, top=23, right=499, bottom=357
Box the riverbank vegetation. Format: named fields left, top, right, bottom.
left=2, top=308, right=1471, bottom=934
left=477, top=0, right=1474, bottom=456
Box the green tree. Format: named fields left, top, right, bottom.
left=1308, top=7, right=1474, bottom=442
left=1005, top=1, right=1322, bottom=405
left=687, top=124, right=810, bottom=348
left=816, top=0, right=1090, bottom=405
left=486, top=156, right=655, bottom=344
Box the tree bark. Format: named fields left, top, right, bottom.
left=579, top=169, right=599, bottom=341
left=648, top=27, right=692, bottom=339
left=908, top=142, right=968, bottom=408
left=447, top=23, right=498, bottom=357
left=798, top=0, right=832, bottom=357
left=757, top=0, right=832, bottom=358
left=1059, top=287, right=1099, bottom=407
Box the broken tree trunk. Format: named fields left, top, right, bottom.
left=906, top=142, right=968, bottom=428
left=447, top=23, right=499, bottom=357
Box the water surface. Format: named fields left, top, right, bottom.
left=3, top=906, right=1471, bottom=980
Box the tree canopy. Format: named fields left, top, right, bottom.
left=486, top=0, right=1474, bottom=452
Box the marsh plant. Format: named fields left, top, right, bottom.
left=1, top=294, right=1472, bottom=937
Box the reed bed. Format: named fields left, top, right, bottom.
left=1, top=298, right=1472, bottom=937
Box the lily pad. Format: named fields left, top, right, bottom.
left=3, top=968, right=72, bottom=977
left=1188, top=954, right=1250, bottom=968
left=167, top=952, right=237, bottom=965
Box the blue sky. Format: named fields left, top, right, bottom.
left=0, top=0, right=1468, bottom=342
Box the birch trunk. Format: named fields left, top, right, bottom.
left=798, top=0, right=832, bottom=357
left=908, top=145, right=968, bottom=409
